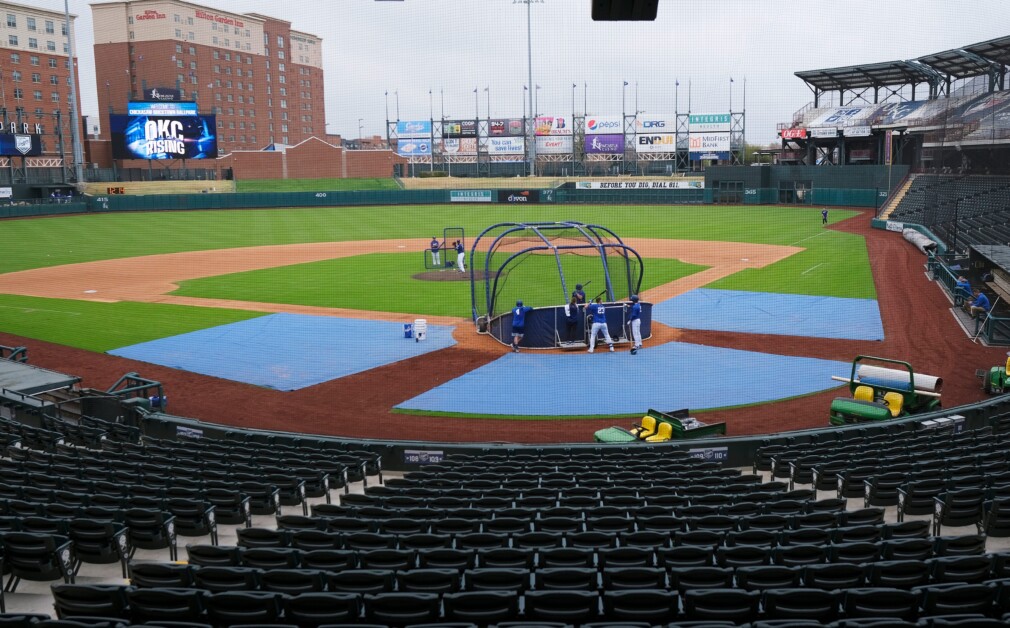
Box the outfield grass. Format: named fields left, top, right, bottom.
left=0, top=295, right=261, bottom=352
left=234, top=178, right=400, bottom=193
left=173, top=253, right=708, bottom=317
left=0, top=204, right=874, bottom=348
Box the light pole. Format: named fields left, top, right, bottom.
left=583, top=82, right=587, bottom=117
left=517, top=0, right=538, bottom=177
left=485, top=87, right=490, bottom=120
left=384, top=91, right=389, bottom=126
left=394, top=91, right=399, bottom=121
left=535, top=85, right=541, bottom=117
left=63, top=0, right=83, bottom=183
left=429, top=89, right=433, bottom=121
left=358, top=118, right=363, bottom=145
left=730, top=77, right=734, bottom=112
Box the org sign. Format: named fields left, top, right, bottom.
left=639, top=120, right=666, bottom=128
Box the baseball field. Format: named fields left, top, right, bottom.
left=0, top=202, right=1000, bottom=443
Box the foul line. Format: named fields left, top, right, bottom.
left=801, top=263, right=825, bottom=276
left=0, top=305, right=81, bottom=315
left=789, top=230, right=830, bottom=246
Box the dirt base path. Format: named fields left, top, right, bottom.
left=0, top=215, right=1004, bottom=443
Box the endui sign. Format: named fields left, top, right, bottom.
left=635, top=134, right=676, bottom=153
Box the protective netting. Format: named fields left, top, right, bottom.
left=471, top=222, right=643, bottom=322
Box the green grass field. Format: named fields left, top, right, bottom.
left=174, top=253, right=707, bottom=317
left=0, top=204, right=872, bottom=350
left=234, top=178, right=401, bottom=193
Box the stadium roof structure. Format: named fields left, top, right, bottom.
left=796, top=35, right=1010, bottom=107
left=795, top=60, right=943, bottom=106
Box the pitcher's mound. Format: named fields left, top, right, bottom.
left=413, top=270, right=499, bottom=282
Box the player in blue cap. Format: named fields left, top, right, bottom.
left=455, top=240, right=466, bottom=273
left=628, top=295, right=643, bottom=354
left=586, top=296, right=614, bottom=353
left=430, top=236, right=441, bottom=267
left=572, top=284, right=586, bottom=304
left=511, top=299, right=533, bottom=353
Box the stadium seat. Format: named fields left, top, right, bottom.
left=523, top=590, right=600, bottom=623
left=916, top=583, right=996, bottom=617
left=258, top=568, right=326, bottom=594
left=443, top=590, right=520, bottom=624
left=324, top=569, right=395, bottom=594
left=203, top=591, right=285, bottom=626
left=192, top=566, right=262, bottom=592
left=600, top=566, right=667, bottom=590
left=683, top=588, right=760, bottom=623
left=802, top=563, right=866, bottom=590
left=762, top=588, right=841, bottom=623
left=734, top=565, right=801, bottom=591
left=127, top=588, right=207, bottom=624
left=601, top=589, right=680, bottom=623
left=395, top=568, right=461, bottom=594
left=281, top=592, right=361, bottom=627
left=51, top=584, right=130, bottom=619
left=1, top=532, right=75, bottom=592
left=363, top=591, right=441, bottom=625
left=841, top=587, right=918, bottom=620
left=128, top=562, right=196, bottom=589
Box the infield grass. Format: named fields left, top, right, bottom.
left=173, top=253, right=708, bottom=317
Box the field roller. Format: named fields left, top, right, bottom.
left=829, top=356, right=942, bottom=426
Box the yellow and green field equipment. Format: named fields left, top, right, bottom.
left=829, top=355, right=942, bottom=426
left=978, top=353, right=1010, bottom=395
left=594, top=408, right=727, bottom=443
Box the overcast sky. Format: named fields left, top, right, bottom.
left=33, top=0, right=1010, bottom=144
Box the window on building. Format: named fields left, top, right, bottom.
left=62, top=42, right=68, bottom=54
left=238, top=95, right=244, bottom=103
left=190, top=74, right=197, bottom=84
left=45, top=20, right=54, bottom=34
left=212, top=22, right=217, bottom=31
left=224, top=67, right=231, bottom=75
left=47, top=58, right=55, bottom=68
left=174, top=14, right=181, bottom=22
left=223, top=38, right=229, bottom=47
left=213, top=65, right=220, bottom=73
left=177, top=74, right=183, bottom=83
left=175, top=29, right=182, bottom=38
left=215, top=79, right=221, bottom=87
left=13, top=88, right=22, bottom=100
left=224, top=52, right=231, bottom=61
left=213, top=50, right=219, bottom=59
left=280, top=100, right=287, bottom=109
left=7, top=14, right=16, bottom=28
left=250, top=122, right=256, bottom=129
left=222, top=25, right=229, bottom=34
left=188, top=32, right=194, bottom=40
left=51, top=91, right=60, bottom=103
left=34, top=108, right=43, bottom=116
left=247, top=70, right=253, bottom=78
left=212, top=36, right=218, bottom=45
left=245, top=29, right=250, bottom=37
left=226, top=94, right=233, bottom=102
left=215, top=106, right=222, bottom=114
left=176, top=44, right=183, bottom=53
left=266, top=86, right=271, bottom=95
left=225, top=80, right=232, bottom=88
left=281, top=123, right=288, bottom=132
left=128, top=15, right=134, bottom=24
left=46, top=41, right=56, bottom=52
left=189, top=61, right=196, bottom=70
left=281, top=112, right=288, bottom=120
left=227, top=107, right=234, bottom=115
left=279, top=87, right=286, bottom=96
left=26, top=17, right=35, bottom=31
left=281, top=136, right=288, bottom=144
left=277, top=35, right=284, bottom=48
left=189, top=46, right=196, bottom=55
left=228, top=121, right=234, bottom=129
left=187, top=17, right=193, bottom=25
left=250, top=135, right=256, bottom=143
left=33, top=90, right=42, bottom=101
left=8, top=35, right=18, bottom=47
left=176, top=59, right=183, bottom=68
left=10, top=53, right=19, bottom=64
left=214, top=93, right=221, bottom=102
left=278, top=63, right=285, bottom=72
left=279, top=75, right=285, bottom=84
left=235, top=68, right=242, bottom=77
left=248, top=96, right=254, bottom=104
left=48, top=75, right=57, bottom=85
left=245, top=43, right=251, bottom=51
left=129, top=31, right=135, bottom=39
left=239, top=121, right=245, bottom=128
left=278, top=50, right=285, bottom=60
left=11, top=70, right=20, bottom=81
left=28, top=38, right=38, bottom=49
left=61, top=23, right=67, bottom=36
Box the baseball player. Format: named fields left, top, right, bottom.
left=821, top=208, right=828, bottom=225
left=586, top=296, right=614, bottom=353
left=455, top=240, right=466, bottom=273
left=510, top=300, right=533, bottom=353
left=572, top=284, right=586, bottom=304
left=430, top=237, right=441, bottom=267
left=628, top=295, right=643, bottom=354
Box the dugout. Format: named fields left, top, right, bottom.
left=470, top=221, right=653, bottom=349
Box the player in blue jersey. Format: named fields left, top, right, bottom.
left=628, top=295, right=643, bottom=354
left=821, top=208, right=828, bottom=225
left=455, top=240, right=466, bottom=273
left=430, top=237, right=441, bottom=267
left=511, top=300, right=534, bottom=352
left=587, top=296, right=614, bottom=353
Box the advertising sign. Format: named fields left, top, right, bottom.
left=884, top=130, right=893, bottom=165
left=442, top=120, right=477, bottom=138
left=809, top=106, right=872, bottom=128
left=688, top=113, right=731, bottom=133
left=0, top=133, right=42, bottom=157
left=843, top=126, right=872, bottom=137
left=634, top=117, right=675, bottom=132
left=142, top=87, right=182, bottom=102
left=584, top=116, right=623, bottom=134
left=584, top=134, right=624, bottom=154
left=441, top=138, right=477, bottom=155
left=0, top=187, right=11, bottom=198
left=489, top=119, right=524, bottom=136
left=109, top=114, right=218, bottom=159
left=635, top=133, right=676, bottom=153
left=688, top=132, right=730, bottom=160
left=487, top=136, right=525, bottom=155
left=780, top=128, right=807, bottom=140
left=403, top=450, right=444, bottom=464
left=810, top=127, right=839, bottom=138
left=450, top=190, right=493, bottom=203
left=396, top=120, right=431, bottom=139
left=498, top=190, right=540, bottom=204
left=127, top=101, right=198, bottom=116
left=396, top=139, right=431, bottom=156
left=536, top=136, right=573, bottom=154
left=534, top=116, right=571, bottom=136
left=577, top=181, right=703, bottom=189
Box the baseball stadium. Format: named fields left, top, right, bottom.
left=2, top=0, right=1010, bottom=624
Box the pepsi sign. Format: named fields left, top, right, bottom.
left=585, top=116, right=622, bottom=134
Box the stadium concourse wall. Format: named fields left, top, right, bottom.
left=137, top=393, right=1010, bottom=472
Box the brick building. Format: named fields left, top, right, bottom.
left=0, top=0, right=84, bottom=168
left=91, top=0, right=325, bottom=158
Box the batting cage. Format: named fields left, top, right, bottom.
left=470, top=221, right=652, bottom=349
